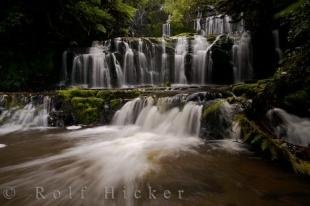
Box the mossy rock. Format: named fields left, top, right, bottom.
left=171, top=32, right=195, bottom=38
left=232, top=83, right=259, bottom=97
left=110, top=99, right=122, bottom=111
left=201, top=100, right=232, bottom=139
left=58, top=88, right=98, bottom=100
left=237, top=114, right=310, bottom=176
left=70, top=97, right=104, bottom=124
left=96, top=90, right=141, bottom=101
left=207, top=34, right=217, bottom=43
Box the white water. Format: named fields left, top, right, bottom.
left=137, top=39, right=148, bottom=84
left=232, top=32, right=253, bottom=82
left=0, top=97, right=203, bottom=205
left=162, top=15, right=171, bottom=37
left=123, top=42, right=136, bottom=85
left=0, top=96, right=51, bottom=135
left=59, top=50, right=68, bottom=85
left=174, top=37, right=188, bottom=84
left=267, top=108, right=310, bottom=147
left=273, top=30, right=283, bottom=63
left=112, top=53, right=125, bottom=87
left=192, top=36, right=209, bottom=84
left=161, top=38, right=169, bottom=83
left=66, top=14, right=253, bottom=87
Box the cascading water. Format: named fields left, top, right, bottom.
left=0, top=96, right=51, bottom=135
left=123, top=41, right=136, bottom=85
left=232, top=32, right=253, bottom=82
left=174, top=37, right=188, bottom=84
left=149, top=43, right=157, bottom=85
left=111, top=53, right=125, bottom=87
left=0, top=96, right=204, bottom=205
left=63, top=14, right=253, bottom=87
left=192, top=36, right=209, bottom=84
left=137, top=39, right=149, bottom=84
left=59, top=50, right=68, bottom=86
left=71, top=42, right=112, bottom=88
left=161, top=38, right=169, bottom=83
left=273, top=30, right=283, bottom=63
left=113, top=96, right=203, bottom=136
left=162, top=15, right=171, bottom=37
left=267, top=108, right=310, bottom=147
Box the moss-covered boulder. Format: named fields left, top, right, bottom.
left=200, top=100, right=233, bottom=139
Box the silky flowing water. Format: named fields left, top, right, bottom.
left=0, top=99, right=309, bottom=206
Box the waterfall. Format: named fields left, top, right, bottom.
left=64, top=13, right=253, bottom=88
left=232, top=32, right=253, bottom=82
left=123, top=42, right=136, bottom=85
left=273, top=30, right=283, bottom=63
left=0, top=96, right=51, bottom=135
left=149, top=43, right=157, bottom=85
left=112, top=97, right=149, bottom=125
left=192, top=35, right=209, bottom=84
left=91, top=53, right=111, bottom=88
left=114, top=37, right=122, bottom=52
left=161, top=38, right=169, bottom=84
left=267, top=108, right=310, bottom=147
left=137, top=39, right=148, bottom=84
left=1, top=96, right=203, bottom=206
left=113, top=96, right=203, bottom=136
left=111, top=53, right=124, bottom=87
left=59, top=50, right=68, bottom=86
left=204, top=15, right=242, bottom=35
left=174, top=37, right=188, bottom=84
left=195, top=11, right=203, bottom=33
left=162, top=15, right=171, bottom=37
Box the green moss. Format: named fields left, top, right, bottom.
left=203, top=100, right=225, bottom=119
left=201, top=100, right=232, bottom=139
left=171, top=32, right=195, bottom=38
left=70, top=97, right=104, bottom=124
left=55, top=89, right=144, bottom=125
left=110, top=99, right=122, bottom=110
left=96, top=90, right=141, bottom=101
left=207, top=34, right=217, bottom=43
left=232, top=83, right=259, bottom=97
left=58, top=88, right=98, bottom=100
left=232, top=80, right=270, bottom=98
left=237, top=115, right=310, bottom=176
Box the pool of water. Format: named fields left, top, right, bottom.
left=0, top=127, right=309, bottom=206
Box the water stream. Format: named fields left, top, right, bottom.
left=0, top=96, right=310, bottom=205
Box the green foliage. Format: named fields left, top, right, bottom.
left=129, top=0, right=166, bottom=37
left=275, top=0, right=310, bottom=48
left=0, top=0, right=137, bottom=91
left=163, top=0, right=218, bottom=34
left=238, top=114, right=310, bottom=176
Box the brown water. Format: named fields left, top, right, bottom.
left=0, top=127, right=309, bottom=206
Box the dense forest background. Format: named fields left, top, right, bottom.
left=0, top=0, right=309, bottom=91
